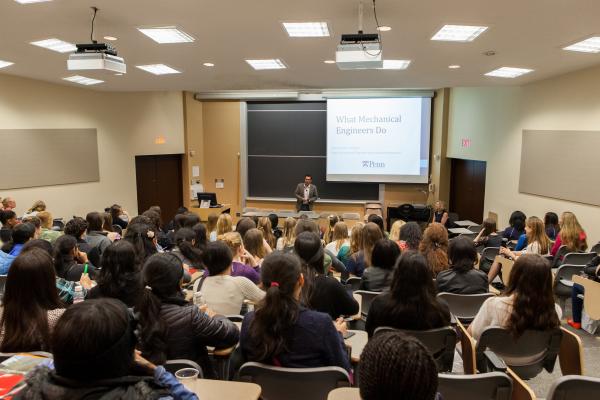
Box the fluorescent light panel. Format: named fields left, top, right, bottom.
left=432, top=25, right=488, bottom=42
left=246, top=59, right=286, bottom=70
left=138, top=27, right=194, bottom=43
left=31, top=38, right=76, bottom=53
left=63, top=75, right=103, bottom=85
left=0, top=60, right=14, bottom=69
left=136, top=64, right=181, bottom=75
left=282, top=22, right=329, bottom=37
left=564, top=37, right=600, bottom=53
left=380, top=60, right=411, bottom=70
left=485, top=67, right=533, bottom=78
left=14, top=0, right=52, bottom=3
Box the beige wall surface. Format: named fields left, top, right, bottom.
left=0, top=74, right=184, bottom=219
left=447, top=65, right=600, bottom=245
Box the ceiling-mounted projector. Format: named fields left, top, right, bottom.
left=67, top=42, right=127, bottom=74
left=336, top=33, right=382, bottom=70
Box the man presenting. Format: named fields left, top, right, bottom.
left=295, top=175, right=318, bottom=212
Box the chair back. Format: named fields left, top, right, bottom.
left=553, top=264, right=585, bottom=299
left=239, top=362, right=350, bottom=400
left=341, top=213, right=360, bottom=221
left=546, top=375, right=600, bottom=400
left=479, top=247, right=500, bottom=273
left=590, top=242, right=600, bottom=255
left=52, top=218, right=64, bottom=231
left=226, top=315, right=244, bottom=322
left=438, top=372, right=513, bottom=400
left=164, top=359, right=204, bottom=378
left=437, top=293, right=496, bottom=324
left=374, top=326, right=457, bottom=372
left=344, top=277, right=362, bottom=291
left=353, top=290, right=380, bottom=318
left=561, top=252, right=596, bottom=266
left=552, top=245, right=569, bottom=267
left=476, top=327, right=562, bottom=379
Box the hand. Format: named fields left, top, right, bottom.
left=242, top=249, right=257, bottom=267
left=135, top=350, right=157, bottom=373
left=334, top=317, right=348, bottom=335
left=79, top=273, right=93, bottom=290
left=199, top=304, right=216, bottom=318
left=77, top=251, right=88, bottom=264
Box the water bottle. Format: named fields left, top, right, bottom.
left=193, top=292, right=205, bottom=307
left=73, top=286, right=84, bottom=304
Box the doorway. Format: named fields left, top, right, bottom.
left=449, top=159, right=487, bottom=223
left=135, top=154, right=183, bottom=225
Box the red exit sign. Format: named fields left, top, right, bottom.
left=461, top=138, right=472, bottom=148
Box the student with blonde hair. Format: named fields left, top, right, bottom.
left=257, top=217, right=276, bottom=249
left=243, top=228, right=267, bottom=265
left=550, top=211, right=587, bottom=257
left=389, top=219, right=406, bottom=243
left=347, top=222, right=383, bottom=277
left=219, top=231, right=260, bottom=284
left=276, top=217, right=297, bottom=251
left=323, top=215, right=339, bottom=244
left=215, top=213, right=233, bottom=237
left=22, top=200, right=46, bottom=218
left=325, top=221, right=350, bottom=257
left=430, top=200, right=448, bottom=226
left=206, top=213, right=219, bottom=242
left=37, top=211, right=62, bottom=244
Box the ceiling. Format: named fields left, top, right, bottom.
left=1, top=0, right=600, bottom=92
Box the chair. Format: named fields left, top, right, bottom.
left=553, top=264, right=585, bottom=311
left=374, top=326, right=457, bottom=372
left=327, top=388, right=359, bottom=400
left=52, top=218, right=64, bottom=231
left=226, top=315, right=244, bottom=322
left=238, top=362, right=350, bottom=400
left=341, top=212, right=360, bottom=221
left=572, top=274, right=600, bottom=320
left=352, top=290, right=380, bottom=318
left=437, top=372, right=513, bottom=400
left=345, top=277, right=362, bottom=291
left=475, top=327, right=562, bottom=379
left=590, top=242, right=600, bottom=255
left=479, top=247, right=500, bottom=273
left=111, top=224, right=123, bottom=235
left=164, top=359, right=204, bottom=378
left=437, top=293, right=496, bottom=324
left=551, top=245, right=569, bottom=268
left=364, top=202, right=383, bottom=218
left=546, top=375, right=600, bottom=400
left=561, top=252, right=596, bottom=266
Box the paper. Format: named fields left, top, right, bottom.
left=192, top=166, right=200, bottom=177
left=215, top=178, right=224, bottom=189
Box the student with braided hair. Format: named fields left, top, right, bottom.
left=359, top=331, right=440, bottom=400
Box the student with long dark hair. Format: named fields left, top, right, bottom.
left=240, top=252, right=351, bottom=372
left=135, top=253, right=239, bottom=378
left=53, top=235, right=97, bottom=281
left=0, top=248, right=64, bottom=352
left=437, top=236, right=488, bottom=294
left=86, top=240, right=142, bottom=307
left=172, top=227, right=204, bottom=269
left=365, top=251, right=451, bottom=338
left=192, top=222, right=208, bottom=252
left=15, top=298, right=198, bottom=400
left=295, top=232, right=358, bottom=319
left=63, top=217, right=92, bottom=254
left=474, top=218, right=503, bottom=249
left=544, top=212, right=560, bottom=241
left=109, top=204, right=129, bottom=229
left=502, top=211, right=527, bottom=241
left=85, top=211, right=111, bottom=256
left=0, top=222, right=35, bottom=274
left=124, top=222, right=158, bottom=265
left=360, top=239, right=400, bottom=291
left=398, top=222, right=422, bottom=251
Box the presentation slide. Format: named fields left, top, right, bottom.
left=326, top=97, right=431, bottom=183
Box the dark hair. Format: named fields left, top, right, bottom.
left=109, top=204, right=122, bottom=223
left=447, top=236, right=478, bottom=272
left=544, top=212, right=559, bottom=228
left=192, top=223, right=208, bottom=251
left=142, top=210, right=162, bottom=232
left=0, top=210, right=16, bottom=226
left=481, top=218, right=497, bottom=237
left=359, top=331, right=438, bottom=400
left=247, top=253, right=302, bottom=362
left=268, top=213, right=279, bottom=230
left=0, top=248, right=62, bottom=352
left=202, top=241, right=233, bottom=276
left=367, top=214, right=385, bottom=233
left=294, top=232, right=324, bottom=308
left=509, top=211, right=527, bottom=232
left=236, top=218, right=257, bottom=239
left=97, top=241, right=141, bottom=305
left=64, top=217, right=88, bottom=239
left=21, top=239, right=53, bottom=256
left=52, top=298, right=136, bottom=381
left=52, top=234, right=78, bottom=279
left=399, top=222, right=422, bottom=250
left=505, top=254, right=560, bottom=337
left=419, top=223, right=449, bottom=277
left=175, top=227, right=204, bottom=267
left=182, top=213, right=200, bottom=229
left=102, top=212, right=113, bottom=232
left=128, top=215, right=152, bottom=227
left=86, top=212, right=104, bottom=232
left=244, top=228, right=266, bottom=259
left=294, top=219, right=320, bottom=236
left=371, top=239, right=400, bottom=270
left=173, top=213, right=188, bottom=232
left=136, top=253, right=185, bottom=365
left=305, top=174, right=312, bottom=178
left=1, top=222, right=35, bottom=253
left=149, top=205, right=162, bottom=216
left=22, top=215, right=41, bottom=229
left=123, top=223, right=157, bottom=265
left=175, top=206, right=188, bottom=215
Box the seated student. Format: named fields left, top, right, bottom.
left=85, top=211, right=112, bottom=256
left=172, top=227, right=204, bottom=269
left=206, top=212, right=219, bottom=242
left=0, top=209, right=19, bottom=243
left=240, top=252, right=351, bottom=372
left=469, top=254, right=561, bottom=364
left=430, top=200, right=449, bottom=226
left=324, top=221, right=350, bottom=259
left=268, top=213, right=283, bottom=241
left=21, top=215, right=41, bottom=240
left=0, top=248, right=65, bottom=353
left=0, top=222, right=35, bottom=274
left=295, top=219, right=346, bottom=274
left=359, top=331, right=439, bottom=400
left=1, top=197, right=16, bottom=211
left=295, top=232, right=359, bottom=319
left=219, top=231, right=261, bottom=284
left=365, top=251, right=451, bottom=338
left=544, top=211, right=560, bottom=241
left=551, top=211, right=587, bottom=257
left=192, top=222, right=208, bottom=253
left=276, top=217, right=297, bottom=252
left=124, top=222, right=158, bottom=265
left=243, top=228, right=268, bottom=266
left=347, top=222, right=383, bottom=277
left=342, top=222, right=363, bottom=270
left=389, top=219, right=406, bottom=249
left=136, top=253, right=239, bottom=378
left=257, top=217, right=276, bottom=249
left=36, top=211, right=62, bottom=244
left=86, top=241, right=142, bottom=307
left=235, top=217, right=257, bottom=239
left=323, top=215, right=339, bottom=244
left=216, top=213, right=233, bottom=237
left=568, top=255, right=600, bottom=329
left=398, top=222, right=422, bottom=251
left=109, top=203, right=129, bottom=229
left=502, top=211, right=527, bottom=242
left=143, top=209, right=170, bottom=251
left=16, top=298, right=198, bottom=400
left=419, top=223, right=450, bottom=277
left=488, top=216, right=551, bottom=282
left=473, top=218, right=503, bottom=250
left=22, top=200, right=46, bottom=219
left=367, top=214, right=387, bottom=237
left=360, top=239, right=400, bottom=292
left=437, top=236, right=488, bottom=294
left=102, top=212, right=121, bottom=242
left=198, top=241, right=265, bottom=315
left=53, top=235, right=98, bottom=281
left=63, top=217, right=92, bottom=253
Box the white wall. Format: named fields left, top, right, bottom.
left=448, top=65, right=600, bottom=245
left=0, top=74, right=184, bottom=219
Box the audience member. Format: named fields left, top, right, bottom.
left=102, top=212, right=114, bottom=233
left=430, top=200, right=449, bottom=226
left=324, top=215, right=339, bottom=244
left=207, top=213, right=218, bottom=241
left=219, top=231, right=261, bottom=284
left=343, top=222, right=364, bottom=270
left=124, top=222, right=158, bottom=265
left=275, top=217, right=297, bottom=252
left=1, top=197, right=16, bottom=211
left=109, top=204, right=129, bottom=229
left=240, top=252, right=351, bottom=372
left=389, top=219, right=406, bottom=248
left=0, top=222, right=35, bottom=274
left=544, top=211, right=560, bottom=241
left=53, top=235, right=97, bottom=281
left=437, top=236, right=488, bottom=294
left=399, top=222, right=422, bottom=251
left=268, top=213, right=282, bottom=241
left=0, top=209, right=19, bottom=243
left=85, top=211, right=111, bottom=256
left=365, top=251, right=451, bottom=337
left=258, top=217, right=276, bottom=249
left=502, top=211, right=526, bottom=241
left=347, top=222, right=383, bottom=277
left=172, top=227, right=204, bottom=269
left=37, top=211, right=62, bottom=244
left=22, top=200, right=46, bottom=218
left=243, top=228, right=267, bottom=266
left=568, top=254, right=600, bottom=329
left=473, top=218, right=503, bottom=249
left=143, top=209, right=171, bottom=250
left=324, top=221, right=350, bottom=261
left=216, top=213, right=233, bottom=237
left=22, top=215, right=42, bottom=239
left=550, top=211, right=587, bottom=256
left=360, top=238, right=400, bottom=292
left=367, top=214, right=386, bottom=236
left=235, top=217, right=257, bottom=240
left=419, top=223, right=449, bottom=277
left=63, top=217, right=92, bottom=253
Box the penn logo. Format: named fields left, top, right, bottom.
left=362, top=161, right=385, bottom=168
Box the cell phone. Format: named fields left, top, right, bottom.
left=343, top=331, right=356, bottom=340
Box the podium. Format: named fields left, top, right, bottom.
left=190, top=203, right=231, bottom=222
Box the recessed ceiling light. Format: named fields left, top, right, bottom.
left=282, top=22, right=329, bottom=37
left=137, top=27, right=195, bottom=44
left=14, top=0, right=52, bottom=3
left=564, top=37, right=600, bottom=53
left=136, top=64, right=181, bottom=75
left=431, top=25, right=488, bottom=42
left=31, top=38, right=77, bottom=53
left=379, top=60, right=411, bottom=70
left=377, top=26, right=392, bottom=32
left=448, top=65, right=461, bottom=69
left=63, top=75, right=104, bottom=85
left=245, top=59, right=286, bottom=70
left=203, top=62, right=215, bottom=67
left=485, top=67, right=533, bottom=78
left=0, top=60, right=14, bottom=69
left=104, top=36, right=118, bottom=41
left=324, top=60, right=336, bottom=64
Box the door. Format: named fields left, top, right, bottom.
left=135, top=154, right=183, bottom=225
left=449, top=159, right=486, bottom=223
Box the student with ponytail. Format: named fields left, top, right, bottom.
left=172, top=227, right=205, bottom=269
left=240, top=252, right=351, bottom=372
left=135, top=253, right=239, bottom=378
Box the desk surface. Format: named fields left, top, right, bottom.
left=345, top=330, right=368, bottom=363
left=327, top=387, right=360, bottom=400
left=184, top=379, right=261, bottom=400
left=454, top=220, right=478, bottom=227
left=448, top=227, right=474, bottom=235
